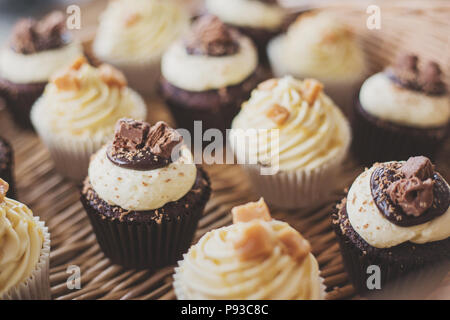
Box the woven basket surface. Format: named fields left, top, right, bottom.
left=0, top=0, right=449, bottom=300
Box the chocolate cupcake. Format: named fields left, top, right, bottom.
left=160, top=15, right=266, bottom=136
left=332, top=157, right=450, bottom=297
left=353, top=54, right=449, bottom=164
left=0, top=137, right=16, bottom=199
left=80, top=119, right=211, bottom=269
left=0, top=11, right=83, bottom=129
left=205, top=0, right=286, bottom=62
left=173, top=198, right=325, bottom=300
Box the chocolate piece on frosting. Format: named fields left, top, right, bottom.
left=387, top=177, right=434, bottom=217
left=400, top=156, right=434, bottom=180
left=107, top=119, right=183, bottom=170
left=185, top=15, right=240, bottom=57
left=0, top=178, right=9, bottom=203
left=419, top=61, right=447, bottom=95
left=10, top=11, right=68, bottom=54
left=388, top=54, right=446, bottom=95
left=279, top=228, right=311, bottom=263
left=371, top=157, right=449, bottom=226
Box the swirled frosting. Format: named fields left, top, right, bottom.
left=205, top=0, right=285, bottom=30
left=89, top=144, right=196, bottom=211
left=359, top=72, right=450, bottom=128
left=175, top=219, right=322, bottom=300
left=267, top=12, right=365, bottom=80
left=230, top=76, right=351, bottom=172
left=0, top=197, right=44, bottom=295
left=30, top=59, right=147, bottom=139
left=93, top=0, right=189, bottom=65
left=346, top=164, right=450, bottom=248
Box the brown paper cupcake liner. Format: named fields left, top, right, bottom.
left=80, top=167, right=211, bottom=270
left=0, top=218, right=51, bottom=300
left=160, top=67, right=269, bottom=136
left=81, top=196, right=206, bottom=270
left=351, top=99, right=448, bottom=165
left=0, top=77, right=46, bottom=130
left=332, top=203, right=450, bottom=298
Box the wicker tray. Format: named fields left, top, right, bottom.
left=0, top=0, right=449, bottom=300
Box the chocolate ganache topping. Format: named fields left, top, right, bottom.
left=370, top=156, right=450, bottom=227
left=10, top=11, right=69, bottom=54
left=107, top=119, right=183, bottom=171
left=185, top=15, right=240, bottom=57
left=386, top=54, right=447, bottom=96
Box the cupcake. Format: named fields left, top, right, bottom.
left=267, top=11, right=366, bottom=113
left=353, top=54, right=449, bottom=165
left=0, top=137, right=16, bottom=199
left=205, top=0, right=286, bottom=62
left=80, top=119, right=211, bottom=269
left=0, top=11, right=83, bottom=129
left=30, top=56, right=147, bottom=181
left=161, top=14, right=266, bottom=136
left=93, top=0, right=189, bottom=96
left=332, top=156, right=450, bottom=296
left=230, top=76, right=351, bottom=209
left=0, top=179, right=51, bottom=300
left=173, top=198, right=324, bottom=299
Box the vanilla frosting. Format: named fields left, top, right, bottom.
left=0, top=42, right=83, bottom=84
left=93, top=0, right=189, bottom=65
left=359, top=72, right=450, bottom=128
left=230, top=76, right=351, bottom=172
left=0, top=198, right=44, bottom=295
left=346, top=165, right=450, bottom=249
left=205, top=0, right=285, bottom=30
left=175, top=219, right=322, bottom=300
left=30, top=63, right=147, bottom=140
left=161, top=34, right=258, bottom=91
left=267, top=12, right=365, bottom=81
left=89, top=145, right=196, bottom=211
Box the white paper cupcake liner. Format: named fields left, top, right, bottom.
left=0, top=217, right=51, bottom=300
left=173, top=256, right=327, bottom=300
left=241, top=145, right=348, bottom=210
left=31, top=121, right=107, bottom=182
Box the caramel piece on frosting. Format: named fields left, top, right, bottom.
left=302, top=79, right=323, bottom=106
left=70, top=55, right=87, bottom=71
left=258, top=78, right=278, bottom=91
left=124, top=12, right=141, bottom=27
left=0, top=179, right=9, bottom=203
left=279, top=228, right=311, bottom=263
left=51, top=68, right=80, bottom=91
left=266, top=104, right=290, bottom=125
left=233, top=221, right=274, bottom=261
left=232, top=198, right=272, bottom=224
left=99, top=64, right=127, bottom=88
